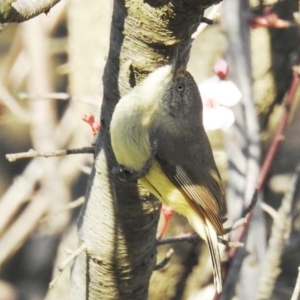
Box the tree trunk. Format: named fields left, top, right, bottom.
left=70, top=0, right=221, bottom=299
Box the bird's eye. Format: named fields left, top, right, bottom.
left=176, top=84, right=185, bottom=92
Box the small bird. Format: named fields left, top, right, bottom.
left=110, top=51, right=225, bottom=293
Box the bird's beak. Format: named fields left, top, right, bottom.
left=171, top=42, right=191, bottom=80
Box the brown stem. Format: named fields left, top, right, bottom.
left=216, top=65, right=300, bottom=300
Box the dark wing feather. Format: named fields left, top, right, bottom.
left=156, top=155, right=224, bottom=235
left=204, top=219, right=222, bottom=293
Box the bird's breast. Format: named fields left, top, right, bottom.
left=110, top=105, right=152, bottom=172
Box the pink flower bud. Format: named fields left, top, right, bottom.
left=213, top=59, right=229, bottom=80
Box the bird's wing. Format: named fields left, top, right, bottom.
left=156, top=155, right=224, bottom=235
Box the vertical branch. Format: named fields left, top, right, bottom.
left=220, top=0, right=263, bottom=299
left=70, top=0, right=221, bottom=299
left=70, top=1, right=161, bottom=299
left=217, top=63, right=300, bottom=300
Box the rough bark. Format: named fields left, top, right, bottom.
left=0, top=0, right=61, bottom=23
left=70, top=0, right=222, bottom=299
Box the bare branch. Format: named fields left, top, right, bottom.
left=157, top=232, right=244, bottom=249
left=156, top=233, right=199, bottom=246
left=241, top=190, right=259, bottom=218
left=0, top=194, right=50, bottom=267
left=223, top=218, right=247, bottom=234
left=260, top=202, right=278, bottom=220
left=40, top=197, right=85, bottom=223
left=256, top=166, right=300, bottom=299
left=153, top=249, right=174, bottom=271
left=191, top=3, right=222, bottom=40
left=256, top=67, right=300, bottom=190
left=0, top=0, right=61, bottom=23
left=6, top=147, right=95, bottom=162
left=18, top=92, right=102, bottom=107
left=218, top=238, right=244, bottom=248
left=0, top=82, right=29, bottom=123
left=79, top=165, right=92, bottom=175
left=291, top=267, right=300, bottom=300
left=219, top=62, right=300, bottom=300
left=0, top=159, right=43, bottom=236
left=49, top=243, right=87, bottom=289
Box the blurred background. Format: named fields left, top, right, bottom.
left=0, top=1, right=112, bottom=299
left=0, top=0, right=300, bottom=299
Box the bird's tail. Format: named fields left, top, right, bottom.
left=204, top=219, right=222, bottom=293
left=187, top=212, right=222, bottom=293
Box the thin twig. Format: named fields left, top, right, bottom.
left=223, top=218, right=247, bottom=234
left=256, top=166, right=300, bottom=299
left=49, top=243, right=87, bottom=289
left=260, top=202, right=278, bottom=220
left=154, top=248, right=174, bottom=271
left=231, top=218, right=247, bottom=230
left=157, top=217, right=249, bottom=247
left=291, top=267, right=300, bottom=300
left=0, top=83, right=29, bottom=123
left=19, top=92, right=71, bottom=100
left=218, top=238, right=244, bottom=248
left=6, top=147, right=95, bottom=162
left=228, top=64, right=300, bottom=260
left=18, top=92, right=102, bottom=107
left=256, top=68, right=300, bottom=190
left=156, top=233, right=199, bottom=246
left=79, top=165, right=92, bottom=175
left=217, top=64, right=300, bottom=300
left=0, top=195, right=50, bottom=267
left=221, top=192, right=256, bottom=235
left=40, top=197, right=85, bottom=223
left=0, top=160, right=43, bottom=236
left=241, top=189, right=259, bottom=218
left=192, top=3, right=222, bottom=39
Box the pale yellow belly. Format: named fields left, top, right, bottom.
left=139, top=161, right=190, bottom=216
left=139, top=161, right=207, bottom=240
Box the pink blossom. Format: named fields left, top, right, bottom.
left=198, top=60, right=242, bottom=131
